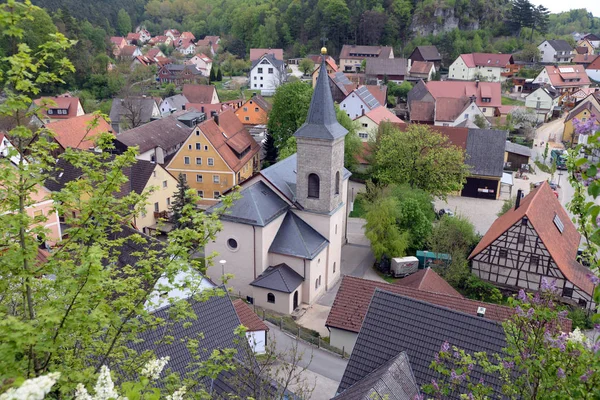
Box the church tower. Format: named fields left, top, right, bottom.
left=295, top=48, right=348, bottom=214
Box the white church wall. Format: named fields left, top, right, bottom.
left=257, top=212, right=286, bottom=274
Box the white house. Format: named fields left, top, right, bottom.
left=249, top=53, right=286, bottom=96
left=525, top=86, right=560, bottom=123
left=205, top=54, right=349, bottom=314
left=159, top=94, right=189, bottom=114
left=340, top=86, right=382, bottom=120
left=186, top=53, right=213, bottom=77
left=538, top=40, right=574, bottom=64
left=177, top=39, right=196, bottom=56
left=448, top=53, right=514, bottom=82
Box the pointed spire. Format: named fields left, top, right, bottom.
left=294, top=48, right=348, bottom=141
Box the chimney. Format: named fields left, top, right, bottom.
left=477, top=307, right=486, bottom=317
left=469, top=95, right=477, bottom=103
left=182, top=104, right=186, bottom=110
left=212, top=111, right=219, bottom=125
left=201, top=106, right=205, bottom=113
left=475, top=79, right=479, bottom=88
left=515, top=189, right=522, bottom=210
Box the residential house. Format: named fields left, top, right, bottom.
left=164, top=29, right=180, bottom=40
left=336, top=289, right=508, bottom=398
left=469, top=182, right=596, bottom=309
left=448, top=53, right=514, bottom=82
left=135, top=28, right=151, bottom=43
left=333, top=352, right=421, bottom=400
left=186, top=100, right=243, bottom=116
left=182, top=84, right=220, bottom=104
left=311, top=56, right=338, bottom=87
left=32, top=95, right=84, bottom=124
left=204, top=55, right=350, bottom=314
left=328, top=71, right=357, bottom=103
left=165, top=109, right=260, bottom=201
left=126, top=32, right=141, bottom=45
left=538, top=40, right=574, bottom=64
left=365, top=58, right=407, bottom=84
left=109, top=97, right=160, bottom=134
left=394, top=268, right=462, bottom=297
left=408, top=80, right=502, bottom=124
left=408, top=45, right=442, bottom=71
left=146, top=47, right=166, bottom=59
left=525, top=86, right=560, bottom=123
left=432, top=96, right=488, bottom=127
left=115, top=111, right=200, bottom=164
left=159, top=94, right=189, bottom=114
left=250, top=48, right=284, bottom=62
left=340, top=86, right=387, bottom=119
left=354, top=106, right=403, bottom=142
left=577, top=38, right=595, bottom=55
left=563, top=98, right=600, bottom=144
left=148, top=35, right=172, bottom=47
left=185, top=53, right=213, bottom=77
left=504, top=141, right=532, bottom=171
left=574, top=53, right=598, bottom=68
left=118, top=45, right=142, bottom=60
left=45, top=114, right=112, bottom=154
left=407, top=61, right=435, bottom=82
left=46, top=157, right=178, bottom=234
left=339, top=45, right=394, bottom=73
left=586, top=56, right=600, bottom=81
left=196, top=35, right=220, bottom=56
left=157, top=64, right=204, bottom=85
left=533, top=65, right=591, bottom=93
left=583, top=33, right=600, bottom=48
left=110, top=36, right=127, bottom=50
left=176, top=39, right=196, bottom=55
left=235, top=94, right=272, bottom=126
left=232, top=299, right=269, bottom=354
left=249, top=53, right=287, bottom=96
left=180, top=31, right=195, bottom=41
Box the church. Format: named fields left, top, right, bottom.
left=205, top=49, right=350, bottom=314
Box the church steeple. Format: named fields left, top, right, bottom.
left=294, top=48, right=348, bottom=141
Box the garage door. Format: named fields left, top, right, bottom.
left=461, top=178, right=498, bottom=199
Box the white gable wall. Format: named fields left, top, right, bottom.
left=249, top=58, right=285, bottom=96
left=340, top=93, right=369, bottom=120
left=448, top=56, right=472, bottom=80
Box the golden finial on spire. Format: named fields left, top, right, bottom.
left=321, top=47, right=327, bottom=55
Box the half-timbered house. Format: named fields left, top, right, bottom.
left=469, top=182, right=596, bottom=309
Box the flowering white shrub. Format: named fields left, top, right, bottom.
left=166, top=386, right=186, bottom=400
left=140, top=356, right=170, bottom=380
left=567, top=328, right=589, bottom=346
left=0, top=372, right=60, bottom=400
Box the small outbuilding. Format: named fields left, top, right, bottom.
left=504, top=141, right=532, bottom=171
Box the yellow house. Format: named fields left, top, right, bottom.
left=577, top=39, right=595, bottom=55
left=563, top=100, right=600, bottom=144
left=311, top=56, right=338, bottom=88
left=166, top=109, right=261, bottom=201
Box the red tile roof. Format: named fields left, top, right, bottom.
left=146, top=48, right=163, bottom=59
left=363, top=106, right=403, bottom=125
left=544, top=65, right=591, bottom=88
left=33, top=96, right=82, bottom=120
left=326, top=276, right=515, bottom=333
left=394, top=268, right=462, bottom=297
left=410, top=61, right=434, bottom=75
left=120, top=45, right=139, bottom=57
left=339, top=45, right=393, bottom=60
left=232, top=299, right=269, bottom=332
left=574, top=54, right=598, bottom=65
left=196, top=36, right=220, bottom=53
left=46, top=114, right=112, bottom=150
left=434, top=97, right=470, bottom=122
left=127, top=32, right=140, bottom=41
left=460, top=53, right=513, bottom=68
left=409, top=101, right=435, bottom=122
left=250, top=48, right=284, bottom=61
left=470, top=182, right=594, bottom=296
left=426, top=81, right=502, bottom=109
left=365, top=85, right=387, bottom=107
left=398, top=124, right=468, bottom=150
left=587, top=57, right=600, bottom=70
left=180, top=31, right=195, bottom=40
left=182, top=84, right=218, bottom=103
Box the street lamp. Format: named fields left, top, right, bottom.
left=219, top=259, right=227, bottom=282
left=557, top=170, right=563, bottom=188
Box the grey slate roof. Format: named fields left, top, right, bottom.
left=465, top=128, right=508, bottom=178
left=250, top=263, right=304, bottom=293
left=295, top=56, right=348, bottom=141
left=338, top=289, right=506, bottom=398
left=333, top=352, right=420, bottom=400
left=546, top=39, right=573, bottom=52
left=406, top=79, right=430, bottom=104
left=412, top=46, right=442, bottom=61
left=354, top=86, right=380, bottom=110
left=163, top=94, right=188, bottom=111
left=365, top=58, right=407, bottom=77
left=109, top=97, right=158, bottom=126
left=269, top=211, right=329, bottom=259
left=505, top=140, right=532, bottom=157
left=116, top=112, right=193, bottom=153
left=251, top=53, right=285, bottom=70
left=208, top=181, right=289, bottom=226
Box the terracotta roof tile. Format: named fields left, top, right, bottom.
left=182, top=84, right=218, bottom=104
left=466, top=53, right=514, bottom=68
left=409, top=101, right=435, bottom=122
left=398, top=123, right=469, bottom=150
left=326, top=276, right=515, bottom=333
left=426, top=81, right=502, bottom=108
left=363, top=106, right=403, bottom=125
left=410, top=61, right=434, bottom=75
left=365, top=85, right=387, bottom=107
left=46, top=114, right=112, bottom=150
left=469, top=182, right=594, bottom=296
left=33, top=96, right=82, bottom=120
left=587, top=57, right=600, bottom=70
left=250, top=48, right=284, bottom=61
left=232, top=299, right=269, bottom=332
left=394, top=268, right=462, bottom=297
left=544, top=65, right=591, bottom=88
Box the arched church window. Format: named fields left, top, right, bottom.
left=267, top=293, right=275, bottom=303
left=308, top=173, right=320, bottom=198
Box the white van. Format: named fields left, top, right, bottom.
left=390, top=256, right=419, bottom=278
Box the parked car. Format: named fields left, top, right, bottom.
left=534, top=181, right=557, bottom=190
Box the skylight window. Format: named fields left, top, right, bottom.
left=553, top=214, right=564, bottom=233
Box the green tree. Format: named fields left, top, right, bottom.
left=209, top=65, right=217, bottom=82
left=364, top=196, right=409, bottom=261
left=169, top=173, right=193, bottom=228
left=372, top=123, right=471, bottom=198
left=267, top=81, right=314, bottom=149
left=116, top=8, right=132, bottom=36
left=263, top=131, right=278, bottom=166
left=474, top=114, right=488, bottom=129
left=472, top=33, right=484, bottom=53
left=216, top=67, right=223, bottom=81
left=498, top=196, right=516, bottom=216
left=299, top=58, right=315, bottom=76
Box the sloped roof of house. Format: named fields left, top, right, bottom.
left=505, top=140, right=532, bottom=157
left=195, top=35, right=220, bottom=53
left=544, top=39, right=573, bottom=52
left=433, top=96, right=470, bottom=122
left=120, top=45, right=139, bottom=57
left=146, top=48, right=162, bottom=59
left=411, top=46, right=441, bottom=61
left=46, top=114, right=112, bottom=150
left=365, top=58, right=407, bottom=77
left=109, top=97, right=158, bottom=126
left=465, top=128, right=507, bottom=178
left=110, top=36, right=126, bottom=45
left=459, top=53, right=513, bottom=68
left=232, top=299, right=269, bottom=332
left=182, top=84, right=218, bottom=103
left=408, top=101, right=435, bottom=122
left=337, top=289, right=507, bottom=398
left=250, top=263, right=304, bottom=293
left=250, top=48, right=284, bottom=61
left=363, top=106, right=403, bottom=125
left=333, top=352, right=420, bottom=400
left=574, top=53, right=598, bottom=64
left=244, top=94, right=272, bottom=112
left=365, top=85, right=387, bottom=107
left=269, top=211, right=329, bottom=260
left=426, top=81, right=502, bottom=108
left=309, top=54, right=338, bottom=72
left=397, top=124, right=469, bottom=150
left=329, top=71, right=356, bottom=96
left=116, top=111, right=192, bottom=153
left=584, top=33, right=600, bottom=41
left=162, top=94, right=189, bottom=111
left=251, top=53, right=285, bottom=70
left=196, top=109, right=260, bottom=172
left=565, top=101, right=600, bottom=122
left=211, top=180, right=289, bottom=226
left=470, top=182, right=594, bottom=296
left=394, top=268, right=462, bottom=297
left=180, top=31, right=195, bottom=40
left=127, top=32, right=140, bottom=41
left=326, top=276, right=515, bottom=334
left=33, top=96, right=82, bottom=120
left=576, top=46, right=589, bottom=54
left=409, top=61, right=434, bottom=75
left=587, top=56, right=600, bottom=70
left=544, top=65, right=591, bottom=87
left=347, top=86, right=381, bottom=111
left=340, top=45, right=393, bottom=60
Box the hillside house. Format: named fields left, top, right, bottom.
left=311, top=56, right=338, bottom=87
left=586, top=56, right=600, bottom=82
left=249, top=53, right=286, bottom=96
left=365, top=58, right=407, bottom=84
left=119, top=45, right=142, bottom=60
left=250, top=48, right=284, bottom=62
left=182, top=84, right=219, bottom=104
left=157, top=64, right=204, bottom=85
left=538, top=40, right=574, bottom=64
left=32, top=95, right=84, bottom=124
left=339, top=45, right=394, bottom=73
left=525, top=86, right=560, bottom=123
left=159, top=94, right=189, bottom=114
left=45, top=114, right=112, bottom=154
left=533, top=65, right=591, bottom=93
left=563, top=97, right=600, bottom=144
left=407, top=61, right=436, bottom=82
left=196, top=35, right=220, bottom=55
left=408, top=45, right=442, bottom=70
left=185, top=53, right=212, bottom=77
left=448, top=53, right=514, bottom=82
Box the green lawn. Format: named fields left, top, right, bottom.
left=501, top=96, right=525, bottom=106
